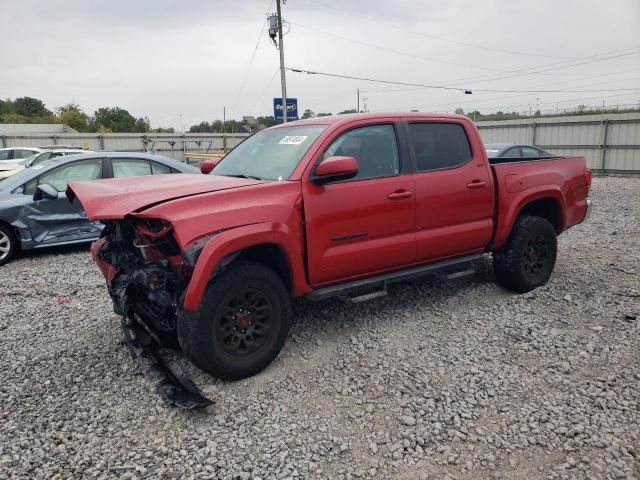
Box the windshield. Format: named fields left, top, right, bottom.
left=213, top=125, right=327, bottom=180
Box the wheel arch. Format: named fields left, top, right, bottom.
left=182, top=223, right=310, bottom=311
left=0, top=218, right=20, bottom=247
left=492, top=187, right=566, bottom=250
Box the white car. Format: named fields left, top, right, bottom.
left=0, top=149, right=92, bottom=181
left=0, top=147, right=44, bottom=172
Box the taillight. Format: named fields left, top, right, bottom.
left=584, top=167, right=592, bottom=191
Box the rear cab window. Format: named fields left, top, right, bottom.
left=408, top=123, right=472, bottom=171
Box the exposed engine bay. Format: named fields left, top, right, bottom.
left=93, top=217, right=213, bottom=409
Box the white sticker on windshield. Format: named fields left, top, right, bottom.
left=279, top=135, right=308, bottom=145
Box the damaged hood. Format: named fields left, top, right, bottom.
left=67, top=174, right=263, bottom=220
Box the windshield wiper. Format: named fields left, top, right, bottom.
left=223, top=174, right=265, bottom=181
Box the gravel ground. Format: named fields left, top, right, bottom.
left=1, top=176, right=638, bottom=480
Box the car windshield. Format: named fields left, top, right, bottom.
left=213, top=125, right=328, bottom=181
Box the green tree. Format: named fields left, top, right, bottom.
left=93, top=107, right=137, bottom=132
left=256, top=116, right=276, bottom=128
left=338, top=109, right=357, bottom=114
left=60, top=109, right=89, bottom=132
left=317, top=112, right=332, bottom=117
left=56, top=104, right=90, bottom=131
left=301, top=109, right=315, bottom=119
left=454, top=107, right=465, bottom=115
left=0, top=99, right=15, bottom=116
left=14, top=97, right=52, bottom=117
left=133, top=116, right=151, bottom=133
left=0, top=113, right=28, bottom=123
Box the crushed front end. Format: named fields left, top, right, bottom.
left=92, top=216, right=213, bottom=409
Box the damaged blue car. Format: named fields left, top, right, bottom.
left=0, top=152, right=200, bottom=266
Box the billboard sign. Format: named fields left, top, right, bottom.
left=273, top=98, right=298, bottom=121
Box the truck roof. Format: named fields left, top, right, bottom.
left=279, top=112, right=470, bottom=127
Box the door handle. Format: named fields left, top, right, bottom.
left=466, top=180, right=487, bottom=189
left=388, top=189, right=413, bottom=200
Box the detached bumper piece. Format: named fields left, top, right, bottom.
left=120, top=315, right=213, bottom=409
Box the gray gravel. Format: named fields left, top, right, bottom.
left=1, top=176, right=639, bottom=480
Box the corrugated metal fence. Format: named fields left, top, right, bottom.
left=0, top=133, right=248, bottom=163
left=477, top=112, right=640, bottom=174
left=2, top=112, right=639, bottom=173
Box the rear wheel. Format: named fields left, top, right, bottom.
left=494, top=215, right=557, bottom=293
left=0, top=224, right=18, bottom=267
left=178, top=261, right=291, bottom=380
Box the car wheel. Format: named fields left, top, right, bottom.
left=493, top=215, right=557, bottom=293
left=0, top=223, right=18, bottom=267
left=178, top=261, right=291, bottom=380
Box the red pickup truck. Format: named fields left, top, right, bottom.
left=69, top=113, right=591, bottom=405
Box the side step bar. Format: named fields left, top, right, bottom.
left=306, top=254, right=484, bottom=302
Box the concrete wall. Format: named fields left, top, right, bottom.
left=0, top=123, right=78, bottom=134
left=477, top=112, right=640, bottom=173
left=0, top=132, right=248, bottom=162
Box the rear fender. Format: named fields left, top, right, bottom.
left=491, top=186, right=566, bottom=250
left=182, top=222, right=309, bottom=311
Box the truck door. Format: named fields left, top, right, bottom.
left=408, top=121, right=494, bottom=262
left=302, top=123, right=416, bottom=286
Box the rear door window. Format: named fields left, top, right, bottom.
left=521, top=146, right=541, bottom=157
left=150, top=161, right=171, bottom=174
left=504, top=147, right=522, bottom=157
left=0, top=150, right=12, bottom=161
left=409, top=123, right=472, bottom=171
left=112, top=159, right=152, bottom=177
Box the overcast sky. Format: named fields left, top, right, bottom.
left=1, top=0, right=639, bottom=129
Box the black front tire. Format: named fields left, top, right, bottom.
left=494, top=215, right=557, bottom=293
left=178, top=261, right=291, bottom=380
left=0, top=223, right=18, bottom=267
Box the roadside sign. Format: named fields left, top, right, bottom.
left=273, top=98, right=298, bottom=121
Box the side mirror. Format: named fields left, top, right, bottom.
left=200, top=157, right=223, bottom=174
left=312, top=156, right=359, bottom=184
left=35, top=183, right=59, bottom=200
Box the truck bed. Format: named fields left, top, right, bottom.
left=488, top=155, right=565, bottom=165
left=489, top=155, right=589, bottom=250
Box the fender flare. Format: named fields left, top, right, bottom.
left=491, top=186, right=566, bottom=250
left=182, top=222, right=310, bottom=311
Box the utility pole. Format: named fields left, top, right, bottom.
left=223, top=106, right=227, bottom=152
left=357, top=88, right=360, bottom=113
left=276, top=0, right=287, bottom=123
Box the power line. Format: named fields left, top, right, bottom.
left=289, top=20, right=519, bottom=73
left=288, top=67, right=469, bottom=92
left=443, top=48, right=640, bottom=87
left=360, top=67, right=640, bottom=95
left=306, top=0, right=577, bottom=60
left=288, top=16, right=640, bottom=88
left=229, top=0, right=274, bottom=119
left=385, top=91, right=640, bottom=113
left=448, top=51, right=640, bottom=87
left=251, top=68, right=280, bottom=113
left=287, top=67, right=640, bottom=94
